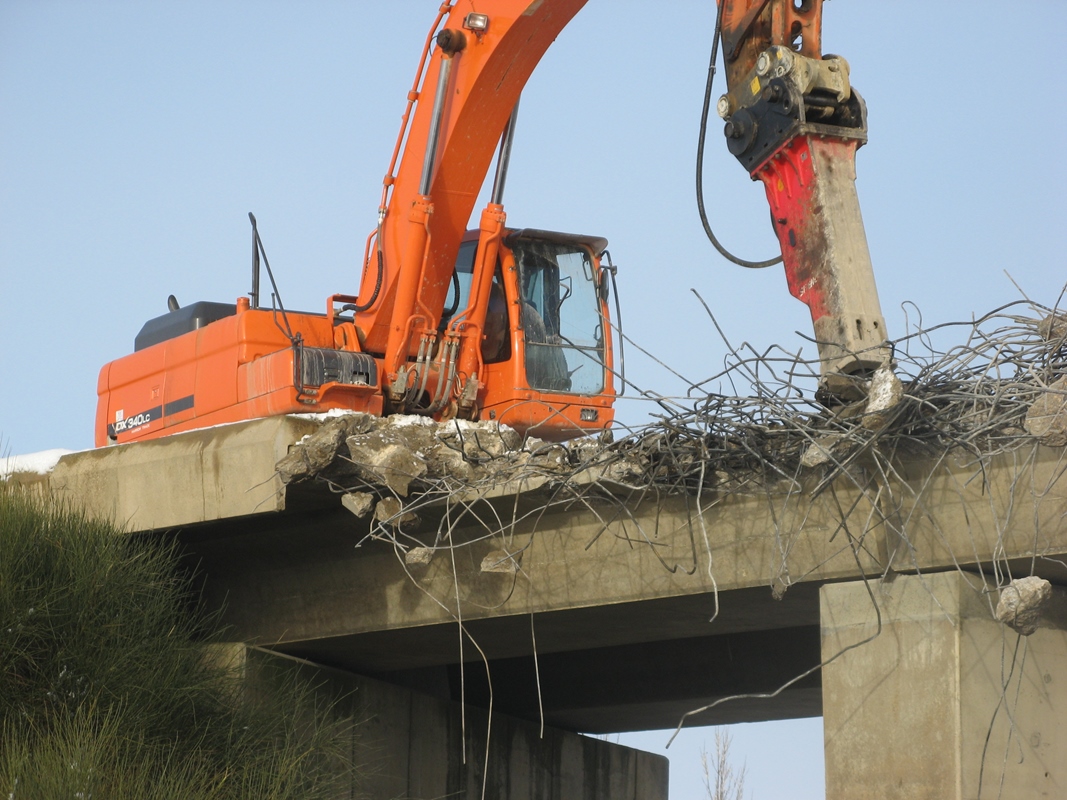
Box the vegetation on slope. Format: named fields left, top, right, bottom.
left=0, top=485, right=348, bottom=799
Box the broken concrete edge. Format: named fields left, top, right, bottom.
left=275, top=410, right=643, bottom=508
left=275, top=391, right=1067, bottom=534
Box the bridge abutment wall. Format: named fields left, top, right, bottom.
left=218, top=644, right=668, bottom=799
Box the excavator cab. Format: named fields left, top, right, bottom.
left=446, top=228, right=616, bottom=440
left=512, top=234, right=607, bottom=396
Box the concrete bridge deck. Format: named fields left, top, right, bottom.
left=45, top=417, right=1067, bottom=723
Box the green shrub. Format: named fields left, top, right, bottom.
left=0, top=485, right=349, bottom=799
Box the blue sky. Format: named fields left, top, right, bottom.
left=3, top=1, right=1065, bottom=796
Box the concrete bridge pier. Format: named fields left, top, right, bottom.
left=820, top=572, right=1065, bottom=799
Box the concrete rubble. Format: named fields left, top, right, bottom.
left=276, top=370, right=1067, bottom=517
left=274, top=412, right=646, bottom=523
left=269, top=310, right=1067, bottom=535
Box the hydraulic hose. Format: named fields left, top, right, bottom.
left=696, top=2, right=782, bottom=269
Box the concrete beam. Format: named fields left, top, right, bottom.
left=180, top=442, right=1067, bottom=652
left=273, top=585, right=826, bottom=732
left=44, top=418, right=1067, bottom=732
left=422, top=625, right=823, bottom=733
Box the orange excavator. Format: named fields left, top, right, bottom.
left=95, top=0, right=887, bottom=447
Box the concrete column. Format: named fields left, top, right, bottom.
left=227, top=646, right=668, bottom=799
left=820, top=571, right=1065, bottom=800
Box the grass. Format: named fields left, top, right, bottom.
left=0, top=484, right=351, bottom=799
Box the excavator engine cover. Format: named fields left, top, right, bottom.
left=134, top=301, right=237, bottom=351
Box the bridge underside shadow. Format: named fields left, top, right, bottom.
left=181, top=505, right=825, bottom=732
left=357, top=621, right=822, bottom=732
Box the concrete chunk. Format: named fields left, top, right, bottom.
left=405, top=546, right=434, bottom=566
left=996, top=576, right=1067, bottom=635
left=437, top=420, right=522, bottom=460
left=801, top=433, right=848, bottom=468
left=276, top=413, right=375, bottom=483
left=1024, top=376, right=1067, bottom=446
left=374, top=496, right=418, bottom=529
left=341, top=491, right=374, bottom=518
left=861, top=365, right=904, bottom=430
left=480, top=548, right=521, bottom=574
left=346, top=432, right=429, bottom=496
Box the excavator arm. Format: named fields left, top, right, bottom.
left=356, top=0, right=888, bottom=414
left=714, top=0, right=889, bottom=397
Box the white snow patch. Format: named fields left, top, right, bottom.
left=441, top=418, right=521, bottom=436
left=293, top=408, right=363, bottom=422
left=1, top=449, right=74, bottom=480
left=446, top=418, right=490, bottom=432
left=387, top=414, right=437, bottom=428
